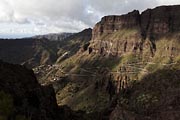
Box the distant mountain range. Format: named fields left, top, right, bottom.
left=33, top=32, right=74, bottom=41
left=0, top=28, right=92, bottom=68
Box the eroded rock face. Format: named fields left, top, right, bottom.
left=141, top=5, right=180, bottom=38
left=93, top=5, right=180, bottom=41
left=90, top=5, right=180, bottom=57
left=92, top=10, right=140, bottom=40
left=91, top=10, right=142, bottom=57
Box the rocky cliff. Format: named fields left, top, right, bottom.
left=92, top=10, right=140, bottom=40
left=90, top=5, right=180, bottom=57
left=141, top=5, right=180, bottom=37
left=93, top=5, right=180, bottom=40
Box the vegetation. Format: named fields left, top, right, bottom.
left=0, top=91, right=29, bottom=120
left=0, top=91, right=14, bottom=120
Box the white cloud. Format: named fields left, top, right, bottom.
left=158, top=0, right=180, bottom=5
left=0, top=0, right=180, bottom=38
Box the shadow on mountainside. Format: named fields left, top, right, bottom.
left=110, top=68, right=180, bottom=120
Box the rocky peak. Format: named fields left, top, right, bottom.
left=101, top=10, right=140, bottom=24
left=92, top=5, right=180, bottom=41
left=89, top=5, right=180, bottom=58
left=92, top=10, right=140, bottom=40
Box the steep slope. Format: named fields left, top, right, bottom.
left=110, top=68, right=180, bottom=120
left=0, top=38, right=58, bottom=68
left=0, top=28, right=92, bottom=68
left=56, top=28, right=92, bottom=63
left=34, top=5, right=180, bottom=120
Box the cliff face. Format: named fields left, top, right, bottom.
left=90, top=5, right=180, bottom=57
left=141, top=5, right=180, bottom=38
left=91, top=10, right=142, bottom=57
left=92, top=10, right=140, bottom=40
left=93, top=5, right=180, bottom=41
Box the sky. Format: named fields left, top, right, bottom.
left=0, top=0, right=180, bottom=38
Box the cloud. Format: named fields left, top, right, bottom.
left=0, top=0, right=180, bottom=37
left=0, top=0, right=14, bottom=22
left=158, top=0, right=180, bottom=5
left=87, top=0, right=158, bottom=17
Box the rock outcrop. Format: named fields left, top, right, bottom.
left=90, top=5, right=180, bottom=57
left=93, top=5, right=180, bottom=41
left=92, top=10, right=140, bottom=40
left=141, top=5, right=180, bottom=38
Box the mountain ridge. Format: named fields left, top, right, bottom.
left=0, top=28, right=92, bottom=68
left=33, top=32, right=74, bottom=41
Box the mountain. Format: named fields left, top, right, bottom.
left=91, top=5, right=180, bottom=56
left=34, top=33, right=74, bottom=41
left=0, top=38, right=58, bottom=68
left=0, top=28, right=92, bottom=68
left=35, top=5, right=180, bottom=120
